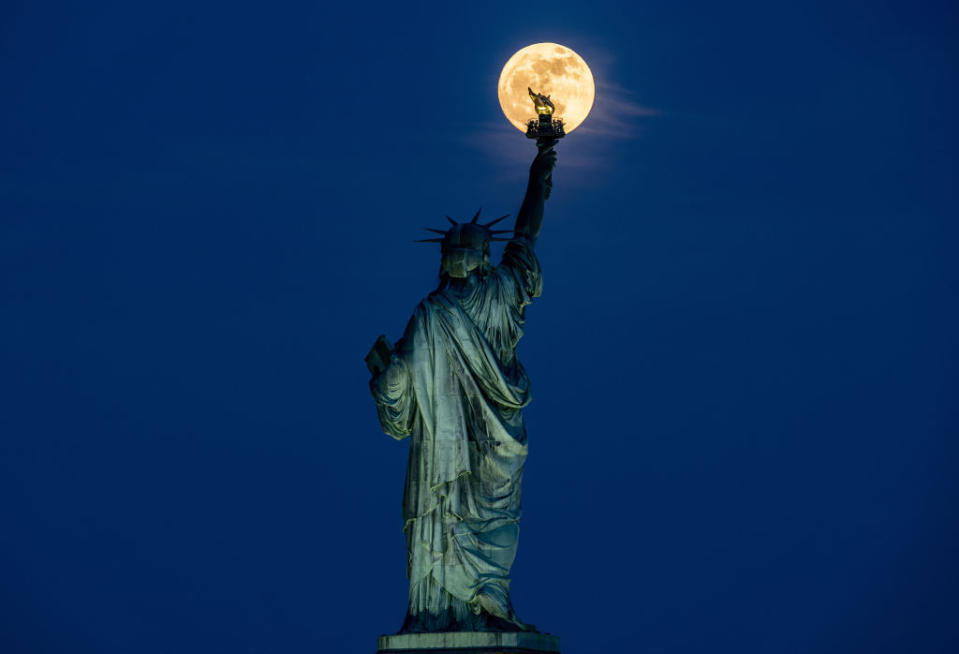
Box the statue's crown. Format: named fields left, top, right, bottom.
left=415, top=209, right=511, bottom=252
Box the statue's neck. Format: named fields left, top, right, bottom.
left=447, top=274, right=480, bottom=293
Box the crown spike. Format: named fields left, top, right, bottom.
left=490, top=229, right=512, bottom=234
left=471, top=208, right=482, bottom=223
left=415, top=238, right=445, bottom=243
left=424, top=228, right=447, bottom=235
left=446, top=216, right=457, bottom=226
left=485, top=214, right=510, bottom=227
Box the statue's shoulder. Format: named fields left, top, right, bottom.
left=497, top=236, right=540, bottom=272
left=500, top=236, right=538, bottom=265
left=495, top=237, right=542, bottom=300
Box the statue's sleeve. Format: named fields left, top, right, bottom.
left=498, top=236, right=543, bottom=306
left=370, top=353, right=415, bottom=441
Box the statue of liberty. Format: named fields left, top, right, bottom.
left=367, top=144, right=557, bottom=634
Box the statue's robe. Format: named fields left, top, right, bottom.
left=371, top=238, right=542, bottom=632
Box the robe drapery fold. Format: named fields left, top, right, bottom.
left=371, top=238, right=542, bottom=632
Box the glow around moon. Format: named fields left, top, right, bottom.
left=498, top=43, right=595, bottom=134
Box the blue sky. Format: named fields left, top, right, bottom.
left=1, top=1, right=957, bottom=652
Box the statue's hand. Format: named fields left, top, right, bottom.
left=365, top=335, right=393, bottom=376
left=530, top=147, right=557, bottom=185
left=370, top=355, right=410, bottom=401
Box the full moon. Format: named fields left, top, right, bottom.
left=498, top=43, right=595, bottom=134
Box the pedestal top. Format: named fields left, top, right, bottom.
left=377, top=631, right=560, bottom=653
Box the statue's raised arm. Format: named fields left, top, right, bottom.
left=513, top=146, right=557, bottom=244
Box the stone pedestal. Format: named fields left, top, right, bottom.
left=377, top=631, right=560, bottom=653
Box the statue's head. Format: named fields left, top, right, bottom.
left=441, top=222, right=492, bottom=278
left=417, top=210, right=511, bottom=280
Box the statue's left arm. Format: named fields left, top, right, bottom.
left=513, top=146, right=557, bottom=245
left=369, top=324, right=417, bottom=440
left=370, top=355, right=415, bottom=440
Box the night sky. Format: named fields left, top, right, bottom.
left=1, top=1, right=957, bottom=653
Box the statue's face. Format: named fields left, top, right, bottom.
left=442, top=248, right=484, bottom=279
left=439, top=223, right=492, bottom=279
